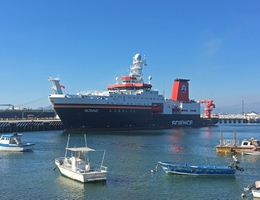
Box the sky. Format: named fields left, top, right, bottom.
left=0, top=0, right=260, bottom=113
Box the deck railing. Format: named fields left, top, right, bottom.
left=220, top=139, right=240, bottom=147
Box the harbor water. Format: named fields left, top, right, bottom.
left=1, top=124, right=260, bottom=200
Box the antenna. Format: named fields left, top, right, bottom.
left=163, top=80, right=165, bottom=97
left=242, top=100, right=244, bottom=115
left=148, top=76, right=152, bottom=84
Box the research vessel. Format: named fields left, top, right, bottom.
left=48, top=54, right=218, bottom=132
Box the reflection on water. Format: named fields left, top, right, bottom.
left=241, top=154, right=260, bottom=163
left=54, top=174, right=107, bottom=199
left=171, top=145, right=182, bottom=153
left=55, top=175, right=85, bottom=191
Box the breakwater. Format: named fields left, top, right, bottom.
left=0, top=119, right=63, bottom=133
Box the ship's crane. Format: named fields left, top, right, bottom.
left=198, top=100, right=215, bottom=118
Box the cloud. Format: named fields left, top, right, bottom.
left=204, top=38, right=224, bottom=57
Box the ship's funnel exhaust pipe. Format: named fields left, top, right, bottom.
left=171, top=79, right=189, bottom=102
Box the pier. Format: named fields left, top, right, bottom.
left=217, top=114, right=260, bottom=124
left=0, top=119, right=63, bottom=133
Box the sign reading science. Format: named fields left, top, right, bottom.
left=172, top=120, right=193, bottom=126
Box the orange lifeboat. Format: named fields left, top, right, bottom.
left=151, top=104, right=163, bottom=113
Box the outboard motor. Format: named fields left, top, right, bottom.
left=229, top=155, right=244, bottom=171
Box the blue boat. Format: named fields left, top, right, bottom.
left=154, top=156, right=244, bottom=176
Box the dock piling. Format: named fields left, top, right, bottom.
left=234, top=131, right=237, bottom=147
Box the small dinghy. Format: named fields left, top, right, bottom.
left=243, top=181, right=260, bottom=198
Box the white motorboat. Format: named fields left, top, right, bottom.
left=252, top=189, right=260, bottom=198
left=241, top=139, right=260, bottom=155
left=240, top=138, right=260, bottom=148
left=241, top=149, right=260, bottom=155
left=220, top=137, right=259, bottom=148
left=55, top=134, right=108, bottom=183
left=244, top=181, right=260, bottom=198
left=0, top=132, right=35, bottom=152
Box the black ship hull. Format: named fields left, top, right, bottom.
left=54, top=106, right=219, bottom=132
